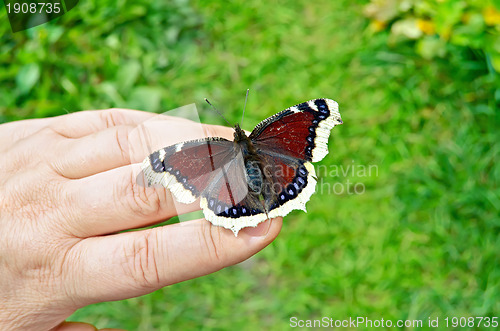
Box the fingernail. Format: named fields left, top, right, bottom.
left=241, top=219, right=271, bottom=238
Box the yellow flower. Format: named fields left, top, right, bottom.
left=483, top=6, right=500, bottom=26
left=370, top=19, right=388, bottom=32
left=417, top=19, right=435, bottom=35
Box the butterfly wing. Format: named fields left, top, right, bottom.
left=198, top=150, right=267, bottom=235
left=201, top=193, right=268, bottom=236
left=142, top=137, right=239, bottom=204
left=142, top=137, right=264, bottom=235
left=249, top=98, right=342, bottom=162
left=249, top=98, right=342, bottom=219
left=258, top=152, right=317, bottom=218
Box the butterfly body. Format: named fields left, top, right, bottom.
left=142, top=98, right=342, bottom=236
left=233, top=124, right=263, bottom=194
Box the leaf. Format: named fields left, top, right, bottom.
left=416, top=36, right=447, bottom=59
left=128, top=86, right=163, bottom=112
left=116, top=60, right=141, bottom=93
left=16, top=63, right=40, bottom=95
left=489, top=52, right=500, bottom=73
left=97, top=82, right=124, bottom=106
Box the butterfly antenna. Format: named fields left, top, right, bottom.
left=204, top=98, right=232, bottom=126
left=241, top=89, right=249, bottom=125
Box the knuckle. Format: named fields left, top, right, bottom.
left=99, top=108, right=124, bottom=128
left=114, top=125, right=133, bottom=163
left=124, top=231, right=161, bottom=289
left=5, top=168, right=58, bottom=222
left=123, top=171, right=165, bottom=217
left=0, top=149, right=27, bottom=177
left=38, top=126, right=58, bottom=136
left=198, top=222, right=226, bottom=269
left=39, top=126, right=68, bottom=140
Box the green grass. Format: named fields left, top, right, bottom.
left=1, top=0, right=499, bottom=329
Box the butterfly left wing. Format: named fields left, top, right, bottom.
left=142, top=137, right=238, bottom=204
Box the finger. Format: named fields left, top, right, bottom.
left=1, top=109, right=163, bottom=162
left=68, top=217, right=282, bottom=305
left=49, top=109, right=163, bottom=139
left=52, top=321, right=98, bottom=331
left=60, top=122, right=237, bottom=236
left=0, top=118, right=53, bottom=152
left=58, top=117, right=238, bottom=236
left=0, top=109, right=156, bottom=151
left=64, top=163, right=199, bottom=237
left=53, top=119, right=234, bottom=179
left=50, top=125, right=137, bottom=180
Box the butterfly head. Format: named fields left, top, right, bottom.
left=233, top=123, right=248, bottom=142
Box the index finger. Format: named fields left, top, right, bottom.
left=50, top=108, right=171, bottom=139
left=0, top=108, right=166, bottom=150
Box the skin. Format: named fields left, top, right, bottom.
left=0, top=109, right=282, bottom=331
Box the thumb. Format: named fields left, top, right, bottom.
left=68, top=218, right=282, bottom=305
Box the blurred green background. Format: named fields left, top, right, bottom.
left=1, top=0, right=499, bottom=329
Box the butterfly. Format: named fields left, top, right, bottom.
left=142, top=98, right=342, bottom=236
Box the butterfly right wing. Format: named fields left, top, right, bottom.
left=247, top=99, right=342, bottom=219
left=258, top=150, right=317, bottom=218
left=249, top=98, right=342, bottom=163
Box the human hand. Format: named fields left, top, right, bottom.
left=0, top=109, right=282, bottom=330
